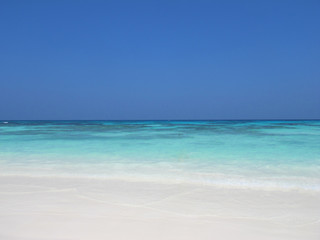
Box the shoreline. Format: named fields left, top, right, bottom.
left=1, top=175, right=319, bottom=240
left=1, top=170, right=319, bottom=192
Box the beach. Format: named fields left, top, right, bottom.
left=0, top=0, right=320, bottom=237
left=2, top=0, right=319, bottom=238
left=0, top=176, right=319, bottom=240
left=0, top=121, right=319, bottom=239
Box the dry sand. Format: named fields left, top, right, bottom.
left=0, top=176, right=319, bottom=240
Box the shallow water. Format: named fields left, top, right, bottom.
left=0, top=120, right=319, bottom=190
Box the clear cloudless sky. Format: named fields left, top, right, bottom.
left=0, top=0, right=319, bottom=120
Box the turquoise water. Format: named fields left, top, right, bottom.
left=0, top=120, right=319, bottom=190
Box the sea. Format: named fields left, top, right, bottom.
left=0, top=120, right=319, bottom=191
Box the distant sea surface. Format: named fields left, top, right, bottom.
left=0, top=120, right=319, bottom=191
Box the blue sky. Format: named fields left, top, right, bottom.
left=0, top=0, right=319, bottom=120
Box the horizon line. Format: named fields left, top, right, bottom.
left=1, top=119, right=320, bottom=121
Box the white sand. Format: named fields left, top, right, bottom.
left=0, top=176, right=319, bottom=240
